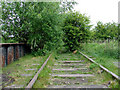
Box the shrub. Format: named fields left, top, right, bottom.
left=63, top=12, right=91, bottom=51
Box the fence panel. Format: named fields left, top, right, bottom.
left=0, top=43, right=27, bottom=67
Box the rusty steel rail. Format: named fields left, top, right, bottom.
left=79, top=51, right=120, bottom=81
left=26, top=54, right=52, bottom=88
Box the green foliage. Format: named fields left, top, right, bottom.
left=103, top=41, right=119, bottom=59
left=93, top=21, right=118, bottom=41
left=2, top=38, right=18, bottom=43
left=25, top=2, right=64, bottom=55
left=63, top=12, right=91, bottom=51
left=81, top=41, right=118, bottom=75
left=60, top=2, right=77, bottom=13
left=89, top=63, right=97, bottom=70
left=1, top=1, right=76, bottom=55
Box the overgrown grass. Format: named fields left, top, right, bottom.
left=51, top=52, right=119, bottom=88
left=33, top=53, right=55, bottom=88
left=2, top=49, right=119, bottom=88
left=80, top=40, right=119, bottom=75
left=2, top=54, right=49, bottom=88
left=80, top=53, right=119, bottom=88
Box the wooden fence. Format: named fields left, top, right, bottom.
left=0, top=43, right=28, bottom=67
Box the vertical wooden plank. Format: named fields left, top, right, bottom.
left=16, top=45, right=19, bottom=59
left=1, top=43, right=26, bottom=67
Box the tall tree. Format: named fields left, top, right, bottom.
left=94, top=21, right=118, bottom=41
left=1, top=1, right=77, bottom=55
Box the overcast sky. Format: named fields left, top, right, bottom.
left=73, top=0, right=119, bottom=27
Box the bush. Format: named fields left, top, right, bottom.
left=63, top=12, right=91, bottom=51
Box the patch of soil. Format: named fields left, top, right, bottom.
left=0, top=73, right=15, bottom=87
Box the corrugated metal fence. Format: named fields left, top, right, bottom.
left=0, top=43, right=28, bottom=67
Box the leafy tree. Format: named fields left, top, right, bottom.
left=1, top=2, right=31, bottom=42
left=94, top=21, right=118, bottom=41
left=60, top=1, right=77, bottom=13
left=1, top=1, right=77, bottom=55
left=63, top=12, right=91, bottom=51
left=105, top=22, right=118, bottom=39
left=88, top=29, right=96, bottom=42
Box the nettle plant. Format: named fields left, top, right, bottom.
left=63, top=12, right=91, bottom=51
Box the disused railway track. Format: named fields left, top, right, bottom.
left=4, top=51, right=119, bottom=89
left=79, top=51, right=120, bottom=81
left=26, top=51, right=119, bottom=88
left=47, top=52, right=119, bottom=88
left=26, top=54, right=52, bottom=88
